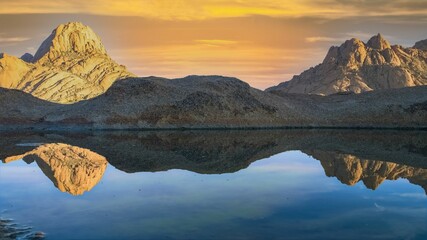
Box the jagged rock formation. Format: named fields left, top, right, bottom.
left=268, top=34, right=427, bottom=95
left=0, top=22, right=134, bottom=103
left=4, top=143, right=108, bottom=195
left=310, top=150, right=427, bottom=192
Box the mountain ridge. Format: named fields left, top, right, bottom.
left=0, top=75, right=426, bottom=129
left=267, top=34, right=427, bottom=95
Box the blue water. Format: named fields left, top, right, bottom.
left=0, top=130, right=426, bottom=239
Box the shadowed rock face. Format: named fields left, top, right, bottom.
left=4, top=143, right=108, bottom=195
left=267, top=34, right=427, bottom=95
left=0, top=22, right=134, bottom=103
left=1, top=130, right=427, bottom=194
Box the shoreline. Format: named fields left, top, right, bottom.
left=1, top=125, right=426, bottom=132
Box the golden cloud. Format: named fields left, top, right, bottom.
left=1, top=0, right=426, bottom=20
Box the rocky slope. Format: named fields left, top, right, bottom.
left=0, top=22, right=134, bottom=103
left=268, top=34, right=427, bottom=95
left=4, top=143, right=108, bottom=195
left=0, top=75, right=426, bottom=129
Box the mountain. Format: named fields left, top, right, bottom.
left=1, top=130, right=427, bottom=192
left=0, top=75, right=426, bottom=129
left=5, top=143, right=108, bottom=195
left=0, top=22, right=134, bottom=103
left=267, top=34, right=427, bottom=95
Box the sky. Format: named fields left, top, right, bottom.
left=0, top=0, right=426, bottom=89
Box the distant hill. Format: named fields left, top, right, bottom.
left=267, top=34, right=427, bottom=95
left=0, top=75, right=426, bottom=129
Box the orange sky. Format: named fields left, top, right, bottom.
left=0, top=1, right=426, bottom=89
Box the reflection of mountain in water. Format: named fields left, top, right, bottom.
left=4, top=143, right=107, bottom=196
left=1, top=130, right=426, bottom=194
left=310, top=150, right=427, bottom=193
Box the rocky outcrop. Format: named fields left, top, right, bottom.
left=267, top=34, right=427, bottom=95
left=0, top=22, right=134, bottom=103
left=5, top=143, right=108, bottom=195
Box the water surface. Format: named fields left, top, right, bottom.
left=0, top=130, right=426, bottom=239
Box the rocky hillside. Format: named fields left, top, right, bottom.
left=0, top=22, right=134, bottom=103
left=0, top=75, right=426, bottom=129
left=267, top=34, right=427, bottom=95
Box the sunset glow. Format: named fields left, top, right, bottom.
left=0, top=0, right=426, bottom=89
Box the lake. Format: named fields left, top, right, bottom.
left=0, top=130, right=426, bottom=239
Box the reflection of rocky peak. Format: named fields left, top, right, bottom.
left=310, top=150, right=427, bottom=192
left=0, top=22, right=134, bottom=103
left=267, top=34, right=427, bottom=95
left=5, top=143, right=107, bottom=195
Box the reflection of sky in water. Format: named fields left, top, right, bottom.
left=0, top=151, right=427, bottom=239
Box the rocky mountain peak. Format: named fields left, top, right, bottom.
left=322, top=38, right=367, bottom=67
left=268, top=34, right=427, bottom=95
left=0, top=22, right=134, bottom=103
left=367, top=33, right=391, bottom=50
left=32, top=22, right=107, bottom=63
left=414, top=39, right=427, bottom=50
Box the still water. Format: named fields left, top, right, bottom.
left=0, top=130, right=426, bottom=239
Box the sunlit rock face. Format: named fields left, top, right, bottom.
left=0, top=22, right=134, bottom=104
left=267, top=34, right=427, bottom=95
left=5, top=143, right=108, bottom=195
left=309, top=150, right=427, bottom=192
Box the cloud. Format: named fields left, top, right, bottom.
left=0, top=36, right=30, bottom=43
left=1, top=0, right=427, bottom=20
left=305, top=36, right=342, bottom=43
left=194, top=39, right=238, bottom=47
left=306, top=32, right=397, bottom=44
